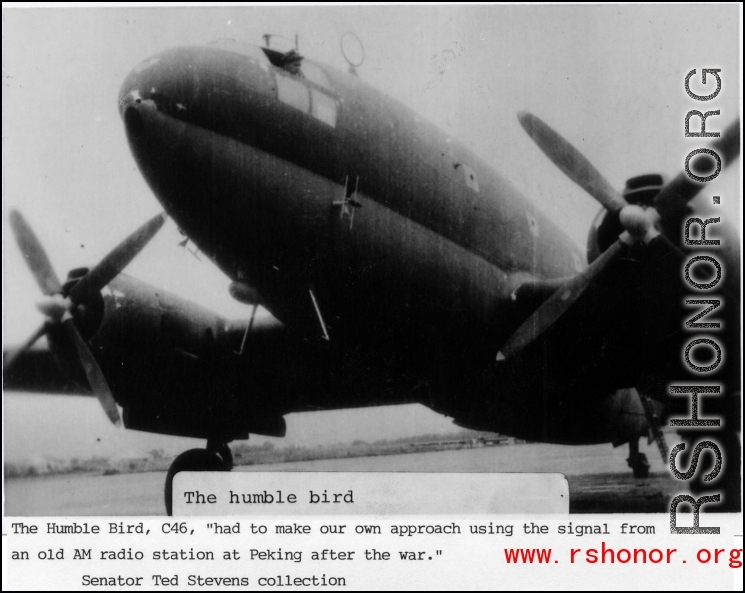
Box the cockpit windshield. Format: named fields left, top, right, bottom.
left=301, top=62, right=331, bottom=91
left=260, top=46, right=337, bottom=128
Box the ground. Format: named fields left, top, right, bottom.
left=5, top=440, right=685, bottom=516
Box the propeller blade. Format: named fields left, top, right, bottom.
left=497, top=239, right=627, bottom=360
left=518, top=112, right=628, bottom=214
left=63, top=317, right=121, bottom=426
left=655, top=118, right=741, bottom=211
left=68, top=212, right=167, bottom=306
left=712, top=118, right=741, bottom=167
left=3, top=322, right=50, bottom=371
left=9, top=210, right=63, bottom=296
left=505, top=114, right=738, bottom=362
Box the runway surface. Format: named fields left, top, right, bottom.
left=5, top=440, right=686, bottom=516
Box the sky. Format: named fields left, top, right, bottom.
left=2, top=5, right=741, bottom=462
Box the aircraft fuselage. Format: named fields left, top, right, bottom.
left=120, top=42, right=582, bottom=339
left=116, top=40, right=660, bottom=444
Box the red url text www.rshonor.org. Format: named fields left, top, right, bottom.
left=503, top=545, right=742, bottom=566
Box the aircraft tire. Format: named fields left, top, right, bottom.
left=164, top=448, right=229, bottom=515
left=630, top=453, right=650, bottom=479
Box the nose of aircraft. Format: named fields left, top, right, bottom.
left=119, top=42, right=278, bottom=157
left=119, top=48, right=198, bottom=135
left=118, top=42, right=282, bottom=222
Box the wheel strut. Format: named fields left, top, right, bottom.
left=164, top=439, right=234, bottom=515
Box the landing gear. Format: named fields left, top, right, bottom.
left=164, top=439, right=233, bottom=516
left=627, top=438, right=650, bottom=479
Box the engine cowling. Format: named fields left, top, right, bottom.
left=84, top=274, right=286, bottom=440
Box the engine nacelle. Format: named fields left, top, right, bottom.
left=84, top=274, right=286, bottom=440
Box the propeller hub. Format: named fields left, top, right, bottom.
left=619, top=205, right=650, bottom=238
left=10, top=209, right=166, bottom=428
left=35, top=294, right=72, bottom=320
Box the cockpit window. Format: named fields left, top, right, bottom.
left=209, top=39, right=336, bottom=126
left=276, top=75, right=310, bottom=113
left=267, top=50, right=336, bottom=127
left=311, top=89, right=336, bottom=127
left=301, top=62, right=331, bottom=91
